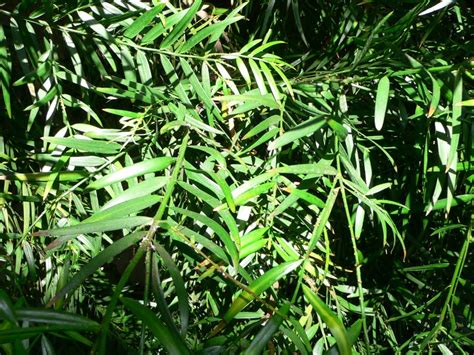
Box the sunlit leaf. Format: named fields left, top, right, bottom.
left=374, top=76, right=390, bottom=131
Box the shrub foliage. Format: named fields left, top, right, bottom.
left=0, top=0, right=473, bottom=353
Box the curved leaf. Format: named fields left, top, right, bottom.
left=223, top=260, right=302, bottom=322
left=374, top=76, right=390, bottom=131
left=160, top=0, right=202, bottom=49
left=244, top=303, right=290, bottom=355
left=47, top=231, right=146, bottom=307
left=303, top=285, right=351, bottom=355
left=85, top=157, right=174, bottom=191
left=120, top=297, right=190, bottom=355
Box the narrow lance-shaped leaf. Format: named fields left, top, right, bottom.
left=83, top=195, right=161, bottom=223
left=0, top=24, right=12, bottom=118
left=428, top=75, right=441, bottom=117
left=244, top=303, right=290, bottom=355
left=303, top=285, right=351, bottom=355
left=120, top=297, right=191, bottom=355
left=446, top=71, right=462, bottom=172
left=0, top=313, right=100, bottom=344
left=273, top=163, right=337, bottom=176
left=43, top=137, right=120, bottom=154
left=101, top=176, right=167, bottom=210
left=179, top=58, right=222, bottom=122
left=243, top=115, right=280, bottom=140
left=222, top=260, right=302, bottom=323
left=85, top=157, right=174, bottom=191
left=136, top=50, right=152, bottom=85
left=47, top=232, right=146, bottom=307
left=154, top=242, right=189, bottom=334
left=172, top=207, right=238, bottom=267
left=208, top=171, right=237, bottom=213
left=34, top=216, right=151, bottom=250
left=77, top=11, right=113, bottom=42
left=0, top=289, right=17, bottom=325
left=124, top=4, right=165, bottom=38
left=14, top=309, right=100, bottom=329
left=141, top=10, right=187, bottom=44
left=326, top=320, right=362, bottom=355
left=13, top=61, right=51, bottom=86
left=160, top=0, right=202, bottom=49
left=268, top=116, right=326, bottom=151
left=179, top=15, right=243, bottom=53
left=248, top=58, right=267, bottom=95
left=35, top=216, right=151, bottom=238
left=0, top=170, right=88, bottom=182
left=374, top=76, right=390, bottom=131
left=25, top=86, right=58, bottom=111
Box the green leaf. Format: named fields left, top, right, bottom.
left=77, top=11, right=113, bottom=42
left=0, top=289, right=17, bottom=325
left=43, top=137, right=120, bottom=154
left=268, top=116, right=326, bottom=150
left=222, top=260, right=302, bottom=322
left=120, top=45, right=136, bottom=82
left=25, top=86, right=58, bottom=110
left=326, top=320, right=362, bottom=355
left=240, top=228, right=269, bottom=259
left=327, top=118, right=348, bottom=140
left=168, top=223, right=230, bottom=264
left=0, top=310, right=100, bottom=343
left=425, top=194, right=474, bottom=212
left=34, top=216, right=151, bottom=250
left=208, top=171, right=236, bottom=213
left=250, top=41, right=285, bottom=57
left=214, top=182, right=275, bottom=211
left=85, top=157, right=174, bottom=191
left=291, top=0, right=308, bottom=46
left=136, top=50, right=152, bottom=85
left=244, top=303, right=290, bottom=354
left=61, top=95, right=102, bottom=125
left=248, top=58, right=267, bottom=95
left=120, top=297, right=190, bottom=355
left=273, top=163, right=337, bottom=176
left=179, top=58, right=222, bottom=121
left=0, top=25, right=11, bottom=118
left=282, top=186, right=325, bottom=209
left=374, top=76, right=390, bottom=131
left=102, top=108, right=143, bottom=118
left=141, top=11, right=187, bottom=44
left=0, top=170, right=88, bottom=183
left=456, top=99, right=474, bottom=106
left=447, top=71, right=462, bottom=172
left=428, top=75, right=441, bottom=117
left=47, top=232, right=146, bottom=307
left=124, top=4, right=165, bottom=39
left=179, top=16, right=242, bottom=53
left=84, top=195, right=161, bottom=223
left=259, top=61, right=280, bottom=102
left=236, top=57, right=251, bottom=87
left=14, top=309, right=100, bottom=329
left=37, top=216, right=151, bottom=237
left=101, top=176, right=168, bottom=210
left=42, top=152, right=70, bottom=201
left=240, top=128, right=279, bottom=155
left=13, top=61, right=51, bottom=86
left=303, top=285, right=351, bottom=355
left=214, top=92, right=279, bottom=112
left=160, top=0, right=202, bottom=49
left=184, top=110, right=224, bottom=134
left=153, top=242, right=189, bottom=334
left=172, top=207, right=238, bottom=267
